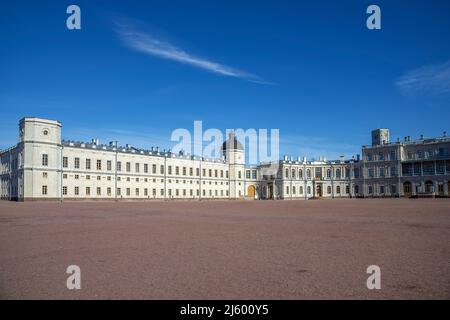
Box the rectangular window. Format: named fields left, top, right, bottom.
left=74, top=186, right=79, bottom=195
left=168, top=166, right=172, bottom=175
left=160, top=165, right=164, bottom=174
left=42, top=185, right=48, bottom=195
left=117, top=161, right=122, bottom=171
left=42, top=154, right=48, bottom=166
left=126, top=162, right=131, bottom=172
left=209, top=169, right=212, bottom=177
left=189, top=167, right=193, bottom=176
left=86, top=159, right=91, bottom=170
left=107, top=187, right=111, bottom=196
left=152, top=164, right=156, bottom=174
left=126, top=188, right=130, bottom=196
left=390, top=150, right=396, bottom=160
left=107, top=160, right=112, bottom=171
left=86, top=187, right=91, bottom=196
left=135, top=163, right=140, bottom=173
left=390, top=166, right=397, bottom=177
left=196, top=168, right=200, bottom=176
left=176, top=166, right=179, bottom=175
left=144, top=188, right=148, bottom=196
left=62, top=186, right=67, bottom=195
left=135, top=188, right=139, bottom=196
left=96, top=160, right=102, bottom=170
left=97, top=187, right=101, bottom=196
left=63, top=157, right=68, bottom=168
left=117, top=188, right=121, bottom=196
left=74, top=157, right=80, bottom=169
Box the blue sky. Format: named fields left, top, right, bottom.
left=1, top=0, right=449, bottom=161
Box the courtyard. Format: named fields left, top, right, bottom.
left=0, top=198, right=449, bottom=299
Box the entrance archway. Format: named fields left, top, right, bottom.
left=403, top=181, right=412, bottom=197
left=268, top=184, right=274, bottom=199
left=425, top=180, right=434, bottom=193
left=316, top=184, right=322, bottom=197
left=247, top=185, right=256, bottom=198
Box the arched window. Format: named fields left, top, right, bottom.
left=299, top=169, right=303, bottom=179
left=292, top=169, right=296, bottom=179
left=327, top=169, right=331, bottom=178
left=336, top=168, right=341, bottom=179
left=307, top=169, right=311, bottom=179
left=336, top=186, right=341, bottom=194
left=327, top=186, right=331, bottom=194
left=285, top=168, right=289, bottom=178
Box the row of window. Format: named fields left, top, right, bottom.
left=367, top=166, right=398, bottom=178
left=47, top=155, right=233, bottom=178
left=406, top=148, right=447, bottom=160
left=245, top=170, right=258, bottom=179
left=402, top=162, right=449, bottom=176
left=283, top=167, right=350, bottom=179
left=285, top=185, right=350, bottom=195
left=366, top=185, right=397, bottom=195
left=55, top=172, right=231, bottom=185
left=53, top=186, right=230, bottom=197
left=366, top=150, right=397, bottom=161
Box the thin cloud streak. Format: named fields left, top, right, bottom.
left=396, top=60, right=450, bottom=96
left=114, top=21, right=272, bottom=85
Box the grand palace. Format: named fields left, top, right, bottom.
left=1, top=117, right=449, bottom=201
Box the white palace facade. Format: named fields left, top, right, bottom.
left=1, top=117, right=449, bottom=201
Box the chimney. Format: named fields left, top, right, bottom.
left=443, top=131, right=447, bottom=137
left=420, top=134, right=424, bottom=140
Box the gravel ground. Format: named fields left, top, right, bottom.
left=0, top=198, right=449, bottom=299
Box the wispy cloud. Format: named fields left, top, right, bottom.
left=396, top=60, right=450, bottom=96
left=114, top=19, right=272, bottom=85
